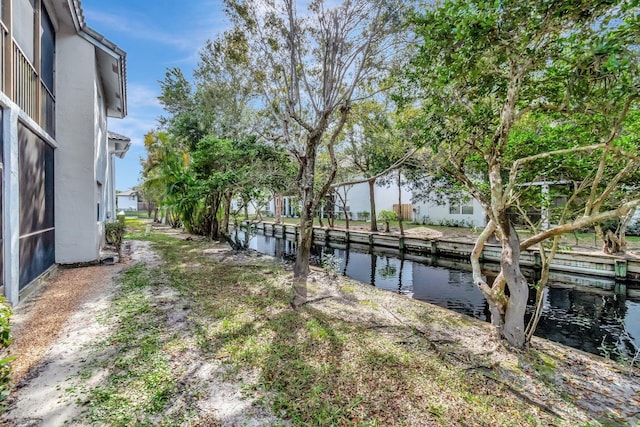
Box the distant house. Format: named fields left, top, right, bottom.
left=250, top=178, right=414, bottom=222
left=108, top=132, right=132, bottom=214
left=412, top=195, right=486, bottom=228
left=331, top=180, right=413, bottom=221
left=1, top=0, right=128, bottom=305
left=117, top=189, right=139, bottom=211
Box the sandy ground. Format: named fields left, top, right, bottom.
left=2, top=241, right=283, bottom=426
left=2, top=231, right=639, bottom=425
left=2, top=254, right=127, bottom=426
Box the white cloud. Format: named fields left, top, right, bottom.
left=109, top=115, right=159, bottom=146
left=127, top=83, right=162, bottom=109
left=84, top=7, right=226, bottom=54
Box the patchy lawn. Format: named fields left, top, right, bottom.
left=5, top=218, right=640, bottom=426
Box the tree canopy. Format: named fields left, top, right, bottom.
left=403, top=0, right=640, bottom=347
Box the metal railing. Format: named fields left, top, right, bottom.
left=41, top=82, right=55, bottom=137
left=0, top=18, right=56, bottom=136
left=0, top=21, right=6, bottom=92
left=13, top=42, right=38, bottom=120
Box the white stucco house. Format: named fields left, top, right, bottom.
left=331, top=179, right=413, bottom=221
left=246, top=177, right=413, bottom=222
left=1, top=0, right=128, bottom=305
left=116, top=188, right=139, bottom=211
left=412, top=195, right=486, bottom=228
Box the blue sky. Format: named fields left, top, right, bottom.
left=82, top=0, right=228, bottom=191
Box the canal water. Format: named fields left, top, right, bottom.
left=232, top=228, right=640, bottom=360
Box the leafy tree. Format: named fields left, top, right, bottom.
left=378, top=210, right=397, bottom=233
left=224, top=0, right=410, bottom=306
left=405, top=0, right=640, bottom=348
left=194, top=29, right=256, bottom=141
left=342, top=101, right=399, bottom=231
left=140, top=131, right=188, bottom=224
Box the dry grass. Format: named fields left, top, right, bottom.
left=6, top=219, right=639, bottom=425
left=132, top=222, right=638, bottom=426
left=9, top=264, right=123, bottom=384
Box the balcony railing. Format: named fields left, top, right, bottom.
left=0, top=23, right=56, bottom=137
left=0, top=21, right=6, bottom=93
left=41, top=82, right=55, bottom=138
left=13, top=43, right=38, bottom=120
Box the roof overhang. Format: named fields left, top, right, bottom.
left=108, top=131, right=131, bottom=159
left=66, top=0, right=127, bottom=118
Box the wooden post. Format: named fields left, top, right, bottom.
left=614, top=282, right=627, bottom=296
left=430, top=241, right=438, bottom=256
left=399, top=237, right=404, bottom=252
left=534, top=251, right=542, bottom=268
left=614, top=259, right=628, bottom=279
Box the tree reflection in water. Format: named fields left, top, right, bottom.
left=235, top=228, right=640, bottom=360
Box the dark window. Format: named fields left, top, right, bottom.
left=40, top=5, right=55, bottom=94
left=461, top=205, right=474, bottom=215
left=554, top=196, right=568, bottom=208
left=18, top=122, right=55, bottom=289
left=450, top=200, right=474, bottom=215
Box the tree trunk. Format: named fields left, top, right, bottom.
left=293, top=147, right=319, bottom=307
left=222, top=192, right=232, bottom=236
left=274, top=193, right=283, bottom=224
left=209, top=194, right=222, bottom=240
left=343, top=204, right=350, bottom=230
left=293, top=210, right=313, bottom=307
left=326, top=192, right=335, bottom=228
left=368, top=178, right=377, bottom=231
left=603, top=207, right=635, bottom=254
left=470, top=222, right=506, bottom=329
left=397, top=169, right=404, bottom=236
left=499, top=220, right=529, bottom=348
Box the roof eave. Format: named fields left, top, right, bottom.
left=80, top=27, right=127, bottom=118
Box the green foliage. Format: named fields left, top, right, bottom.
left=105, top=221, right=125, bottom=256
left=378, top=210, right=397, bottom=232
left=0, top=297, right=13, bottom=406
left=378, top=210, right=397, bottom=222
left=141, top=123, right=296, bottom=238
left=320, top=254, right=342, bottom=279
left=357, top=211, right=370, bottom=221
left=402, top=0, right=640, bottom=347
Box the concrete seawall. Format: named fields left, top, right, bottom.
left=242, top=221, right=640, bottom=298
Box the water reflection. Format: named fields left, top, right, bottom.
left=234, top=228, right=640, bottom=359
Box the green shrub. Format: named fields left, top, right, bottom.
left=357, top=211, right=370, bottom=221
left=116, top=212, right=126, bottom=224
left=105, top=221, right=126, bottom=256
left=378, top=210, right=397, bottom=232
left=0, top=297, right=13, bottom=406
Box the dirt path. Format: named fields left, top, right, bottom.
left=2, top=241, right=282, bottom=426
left=3, top=257, right=126, bottom=425
left=2, top=232, right=640, bottom=425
